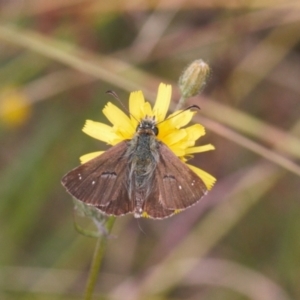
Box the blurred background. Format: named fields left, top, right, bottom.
left=1, top=1, right=300, bottom=299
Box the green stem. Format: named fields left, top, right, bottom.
left=84, top=216, right=116, bottom=300
left=175, top=96, right=187, bottom=110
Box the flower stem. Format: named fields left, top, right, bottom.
left=176, top=96, right=187, bottom=111
left=84, top=216, right=116, bottom=300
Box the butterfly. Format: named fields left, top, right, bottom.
left=61, top=115, right=208, bottom=219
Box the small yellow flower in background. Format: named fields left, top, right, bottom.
left=0, top=86, right=31, bottom=127
left=80, top=83, right=216, bottom=190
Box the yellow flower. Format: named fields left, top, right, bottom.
left=0, top=86, right=31, bottom=127
left=81, top=83, right=216, bottom=190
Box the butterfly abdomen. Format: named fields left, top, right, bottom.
left=126, top=131, right=159, bottom=217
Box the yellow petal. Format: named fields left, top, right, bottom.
left=80, top=151, right=104, bottom=164
left=142, top=101, right=153, bottom=118
left=103, top=102, right=134, bottom=135
left=185, top=124, right=205, bottom=140
left=167, top=109, right=196, bottom=128
left=158, top=110, right=196, bottom=140
left=161, top=129, right=187, bottom=147
left=157, top=121, right=176, bottom=139
left=168, top=144, right=186, bottom=157
left=82, top=120, right=120, bottom=145
left=187, top=164, right=216, bottom=190
left=168, top=124, right=206, bottom=149
left=185, top=144, right=215, bottom=155
left=153, top=83, right=171, bottom=122
left=129, top=90, right=145, bottom=126
left=114, top=126, right=135, bottom=140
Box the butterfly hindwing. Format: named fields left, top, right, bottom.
left=140, top=181, right=176, bottom=219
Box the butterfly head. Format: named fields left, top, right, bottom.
left=137, top=116, right=159, bottom=136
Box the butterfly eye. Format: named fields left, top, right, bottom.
left=153, top=126, right=159, bottom=136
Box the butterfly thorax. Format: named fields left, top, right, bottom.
left=125, top=117, right=160, bottom=217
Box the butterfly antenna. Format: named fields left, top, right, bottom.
left=156, top=104, right=200, bottom=126
left=106, top=90, right=139, bottom=123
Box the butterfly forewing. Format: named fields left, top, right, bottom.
left=61, top=141, right=134, bottom=216
left=155, top=143, right=207, bottom=210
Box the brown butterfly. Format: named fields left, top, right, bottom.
left=61, top=115, right=208, bottom=219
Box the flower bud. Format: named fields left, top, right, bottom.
left=178, top=59, right=210, bottom=99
